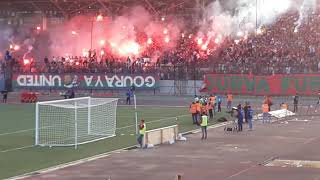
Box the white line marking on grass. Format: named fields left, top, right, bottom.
left=0, top=145, right=34, bottom=153
left=0, top=126, right=52, bottom=136
left=0, top=128, right=34, bottom=136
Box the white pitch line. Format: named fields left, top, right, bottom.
left=0, top=128, right=34, bottom=136
left=0, top=126, right=52, bottom=136
left=0, top=145, right=34, bottom=153
left=288, top=120, right=309, bottom=122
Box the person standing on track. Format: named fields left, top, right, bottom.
left=226, top=94, right=233, bottom=112
left=243, top=102, right=249, bottom=123
left=264, top=96, right=273, bottom=111
left=237, top=104, right=244, bottom=131
left=217, top=95, right=222, bottom=112
left=195, top=101, right=201, bottom=125
left=262, top=103, right=270, bottom=123
left=209, top=94, right=217, bottom=115
left=248, top=106, right=253, bottom=131
left=137, top=119, right=146, bottom=148
left=207, top=102, right=214, bottom=120
left=190, top=102, right=198, bottom=124
left=200, top=113, right=208, bottom=140
left=293, top=94, right=299, bottom=113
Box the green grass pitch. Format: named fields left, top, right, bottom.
left=0, top=104, right=227, bottom=179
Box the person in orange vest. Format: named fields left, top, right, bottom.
left=207, top=101, right=214, bottom=120
left=195, top=101, right=201, bottom=125
left=281, top=102, right=288, bottom=110
left=262, top=103, right=270, bottom=123
left=189, top=102, right=198, bottom=124
left=226, top=94, right=233, bottom=112
left=201, top=102, right=208, bottom=115
left=264, top=96, right=273, bottom=111
left=209, top=94, right=216, bottom=115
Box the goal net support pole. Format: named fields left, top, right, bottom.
left=88, top=98, right=91, bottom=135
left=35, top=103, right=39, bottom=145
left=134, top=94, right=138, bottom=134
left=74, top=101, right=78, bottom=150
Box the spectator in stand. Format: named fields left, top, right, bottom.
left=7, top=10, right=320, bottom=78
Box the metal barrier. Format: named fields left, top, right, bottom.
left=293, top=104, right=320, bottom=116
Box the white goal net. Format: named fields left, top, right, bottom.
left=35, top=97, right=118, bottom=148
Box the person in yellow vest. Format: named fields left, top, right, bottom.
left=262, top=103, right=270, bottom=123
left=200, top=113, right=208, bottom=140
left=137, top=119, right=146, bottom=148
left=207, top=102, right=214, bottom=120
left=227, top=94, right=233, bottom=112
left=190, top=102, right=198, bottom=124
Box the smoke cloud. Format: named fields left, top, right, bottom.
left=294, top=0, right=317, bottom=32
left=201, top=0, right=293, bottom=40
left=48, top=6, right=184, bottom=59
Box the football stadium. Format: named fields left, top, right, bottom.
left=1, top=0, right=320, bottom=179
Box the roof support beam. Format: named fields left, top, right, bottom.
left=69, top=1, right=98, bottom=14
left=167, top=0, right=188, bottom=11
left=144, top=0, right=158, bottom=15
left=49, top=0, right=68, bottom=18
left=29, top=1, right=42, bottom=12
left=96, top=0, right=111, bottom=14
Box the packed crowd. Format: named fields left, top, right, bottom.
left=2, top=10, right=320, bottom=79
left=215, top=11, right=320, bottom=75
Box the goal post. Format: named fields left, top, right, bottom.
left=35, top=97, right=118, bottom=148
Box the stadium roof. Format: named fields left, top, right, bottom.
left=0, top=0, right=215, bottom=18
